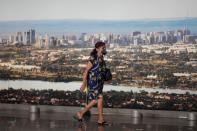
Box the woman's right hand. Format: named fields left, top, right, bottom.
left=80, top=82, right=86, bottom=92
left=80, top=61, right=92, bottom=92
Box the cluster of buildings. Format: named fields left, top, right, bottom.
left=1, top=29, right=36, bottom=45
left=1, top=28, right=197, bottom=48
left=128, top=29, right=197, bottom=45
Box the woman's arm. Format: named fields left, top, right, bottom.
left=80, top=61, right=92, bottom=92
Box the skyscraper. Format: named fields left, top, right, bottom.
left=30, top=29, right=36, bottom=44
left=23, top=29, right=36, bottom=45
left=16, top=32, right=23, bottom=43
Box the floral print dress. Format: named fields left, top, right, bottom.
left=87, top=55, right=106, bottom=100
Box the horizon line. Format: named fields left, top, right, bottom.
left=0, top=16, right=197, bottom=22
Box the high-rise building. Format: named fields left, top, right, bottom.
left=80, top=33, right=88, bottom=42
left=156, top=32, right=166, bottom=43
left=9, top=35, right=14, bottom=43
left=166, top=31, right=176, bottom=43
left=23, top=31, right=29, bottom=44
left=30, top=29, right=36, bottom=44
left=45, top=34, right=50, bottom=48
left=16, top=32, right=23, bottom=43
left=183, top=29, right=191, bottom=43
left=23, top=29, right=36, bottom=44
left=108, top=33, right=114, bottom=43
left=23, top=32, right=27, bottom=44
left=35, top=35, right=45, bottom=48
left=175, top=30, right=184, bottom=42
left=134, top=37, right=140, bottom=45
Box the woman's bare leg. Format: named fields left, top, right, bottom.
left=77, top=99, right=97, bottom=119
left=97, top=95, right=104, bottom=123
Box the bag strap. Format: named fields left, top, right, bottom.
left=91, top=57, right=99, bottom=71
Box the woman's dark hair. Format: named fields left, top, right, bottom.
left=90, top=41, right=105, bottom=57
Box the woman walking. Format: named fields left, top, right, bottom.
left=74, top=41, right=110, bottom=125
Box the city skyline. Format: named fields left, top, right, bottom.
left=0, top=0, right=197, bottom=21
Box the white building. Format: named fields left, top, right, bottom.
left=173, top=73, right=191, bottom=77
left=168, top=43, right=197, bottom=54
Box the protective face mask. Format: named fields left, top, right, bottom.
left=102, top=48, right=107, bottom=55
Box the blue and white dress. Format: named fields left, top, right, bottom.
left=87, top=55, right=106, bottom=100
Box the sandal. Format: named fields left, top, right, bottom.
left=73, top=115, right=83, bottom=122
left=97, top=121, right=109, bottom=126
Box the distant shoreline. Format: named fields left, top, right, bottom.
left=0, top=18, right=197, bottom=36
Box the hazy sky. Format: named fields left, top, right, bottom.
left=0, top=0, right=197, bottom=21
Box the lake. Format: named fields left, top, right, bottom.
left=0, top=80, right=197, bottom=94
